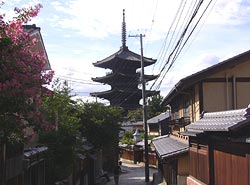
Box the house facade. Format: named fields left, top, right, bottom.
left=147, top=112, right=170, bottom=136
left=152, top=135, right=189, bottom=185
left=184, top=107, right=250, bottom=185
left=156, top=50, right=250, bottom=185
left=162, top=50, right=250, bottom=127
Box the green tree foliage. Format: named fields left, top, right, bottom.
left=127, top=94, right=166, bottom=121
left=147, top=94, right=166, bottom=118
left=120, top=130, right=134, bottom=145
left=79, top=103, right=124, bottom=148
left=41, top=79, right=80, bottom=133
left=39, top=79, right=80, bottom=184
left=128, top=108, right=143, bottom=121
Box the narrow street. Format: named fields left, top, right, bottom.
left=106, top=161, right=157, bottom=185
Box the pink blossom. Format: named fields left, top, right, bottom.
left=0, top=3, right=54, bottom=143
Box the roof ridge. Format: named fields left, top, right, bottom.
left=203, top=107, right=249, bottom=118
left=152, top=134, right=169, bottom=141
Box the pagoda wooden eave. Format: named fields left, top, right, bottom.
left=90, top=89, right=141, bottom=99
left=90, top=89, right=159, bottom=99
left=92, top=72, right=158, bottom=83
left=92, top=72, right=136, bottom=83
left=93, top=46, right=156, bottom=69
left=144, top=74, right=159, bottom=81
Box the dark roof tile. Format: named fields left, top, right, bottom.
left=152, top=135, right=188, bottom=159
left=148, top=112, right=170, bottom=124
left=185, top=106, right=250, bottom=132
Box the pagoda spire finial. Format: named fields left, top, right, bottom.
left=122, top=9, right=127, bottom=48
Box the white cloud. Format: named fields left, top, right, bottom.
left=206, top=0, right=250, bottom=25
left=2, top=0, right=250, bottom=102
left=47, top=0, right=185, bottom=40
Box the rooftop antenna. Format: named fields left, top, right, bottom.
left=121, top=9, right=127, bottom=48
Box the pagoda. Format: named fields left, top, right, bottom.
left=91, top=10, right=159, bottom=110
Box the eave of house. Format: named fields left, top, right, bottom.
left=23, top=24, right=51, bottom=70
left=183, top=106, right=250, bottom=135
left=152, top=135, right=188, bottom=160
left=162, top=50, right=250, bottom=106
left=147, top=112, right=170, bottom=124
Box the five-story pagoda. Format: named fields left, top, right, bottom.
left=91, top=10, right=159, bottom=111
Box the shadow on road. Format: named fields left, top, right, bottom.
left=106, top=162, right=157, bottom=185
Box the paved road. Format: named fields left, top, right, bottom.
left=106, top=161, right=157, bottom=185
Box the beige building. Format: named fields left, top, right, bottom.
left=153, top=50, right=250, bottom=185
left=162, top=49, right=250, bottom=135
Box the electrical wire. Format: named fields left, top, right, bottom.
left=150, top=0, right=215, bottom=91
left=150, top=0, right=190, bottom=90
left=89, top=0, right=215, bottom=106
left=155, top=0, right=214, bottom=90
left=144, top=0, right=159, bottom=54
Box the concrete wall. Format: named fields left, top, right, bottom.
left=178, top=175, right=188, bottom=185
left=187, top=176, right=206, bottom=185
left=203, top=82, right=230, bottom=112
left=203, top=60, right=250, bottom=111
left=191, top=60, right=250, bottom=120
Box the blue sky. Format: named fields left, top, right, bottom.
left=2, top=0, right=250, bottom=104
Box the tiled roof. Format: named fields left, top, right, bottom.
left=93, top=46, right=156, bottom=69
left=121, top=120, right=143, bottom=126
left=148, top=112, right=170, bottom=124
left=152, top=135, right=188, bottom=159
left=185, top=107, right=250, bottom=133
left=135, top=140, right=151, bottom=148
left=24, top=146, right=48, bottom=158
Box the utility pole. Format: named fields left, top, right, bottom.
left=128, top=33, right=149, bottom=183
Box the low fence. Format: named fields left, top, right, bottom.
left=119, top=146, right=157, bottom=166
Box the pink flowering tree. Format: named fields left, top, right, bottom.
left=0, top=3, right=54, bottom=144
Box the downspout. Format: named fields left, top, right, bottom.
left=232, top=76, right=237, bottom=109
left=226, top=74, right=229, bottom=110
left=158, top=119, right=161, bottom=136
left=166, top=105, right=172, bottom=135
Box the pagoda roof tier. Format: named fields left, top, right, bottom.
left=90, top=88, right=159, bottom=100
left=92, top=72, right=158, bottom=84
left=93, top=46, right=156, bottom=69
left=113, top=103, right=142, bottom=110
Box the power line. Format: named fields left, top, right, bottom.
left=151, top=0, right=186, bottom=74
left=150, top=0, right=215, bottom=91
left=155, top=0, right=214, bottom=90
left=55, top=76, right=103, bottom=86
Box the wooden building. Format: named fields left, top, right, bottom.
left=147, top=112, right=170, bottom=136
left=152, top=135, right=189, bottom=185
left=91, top=10, right=158, bottom=111
left=183, top=107, right=250, bottom=185
left=121, top=120, right=144, bottom=132
left=158, top=50, right=250, bottom=184
left=162, top=50, right=250, bottom=127
left=23, top=24, right=51, bottom=71
left=23, top=147, right=48, bottom=185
